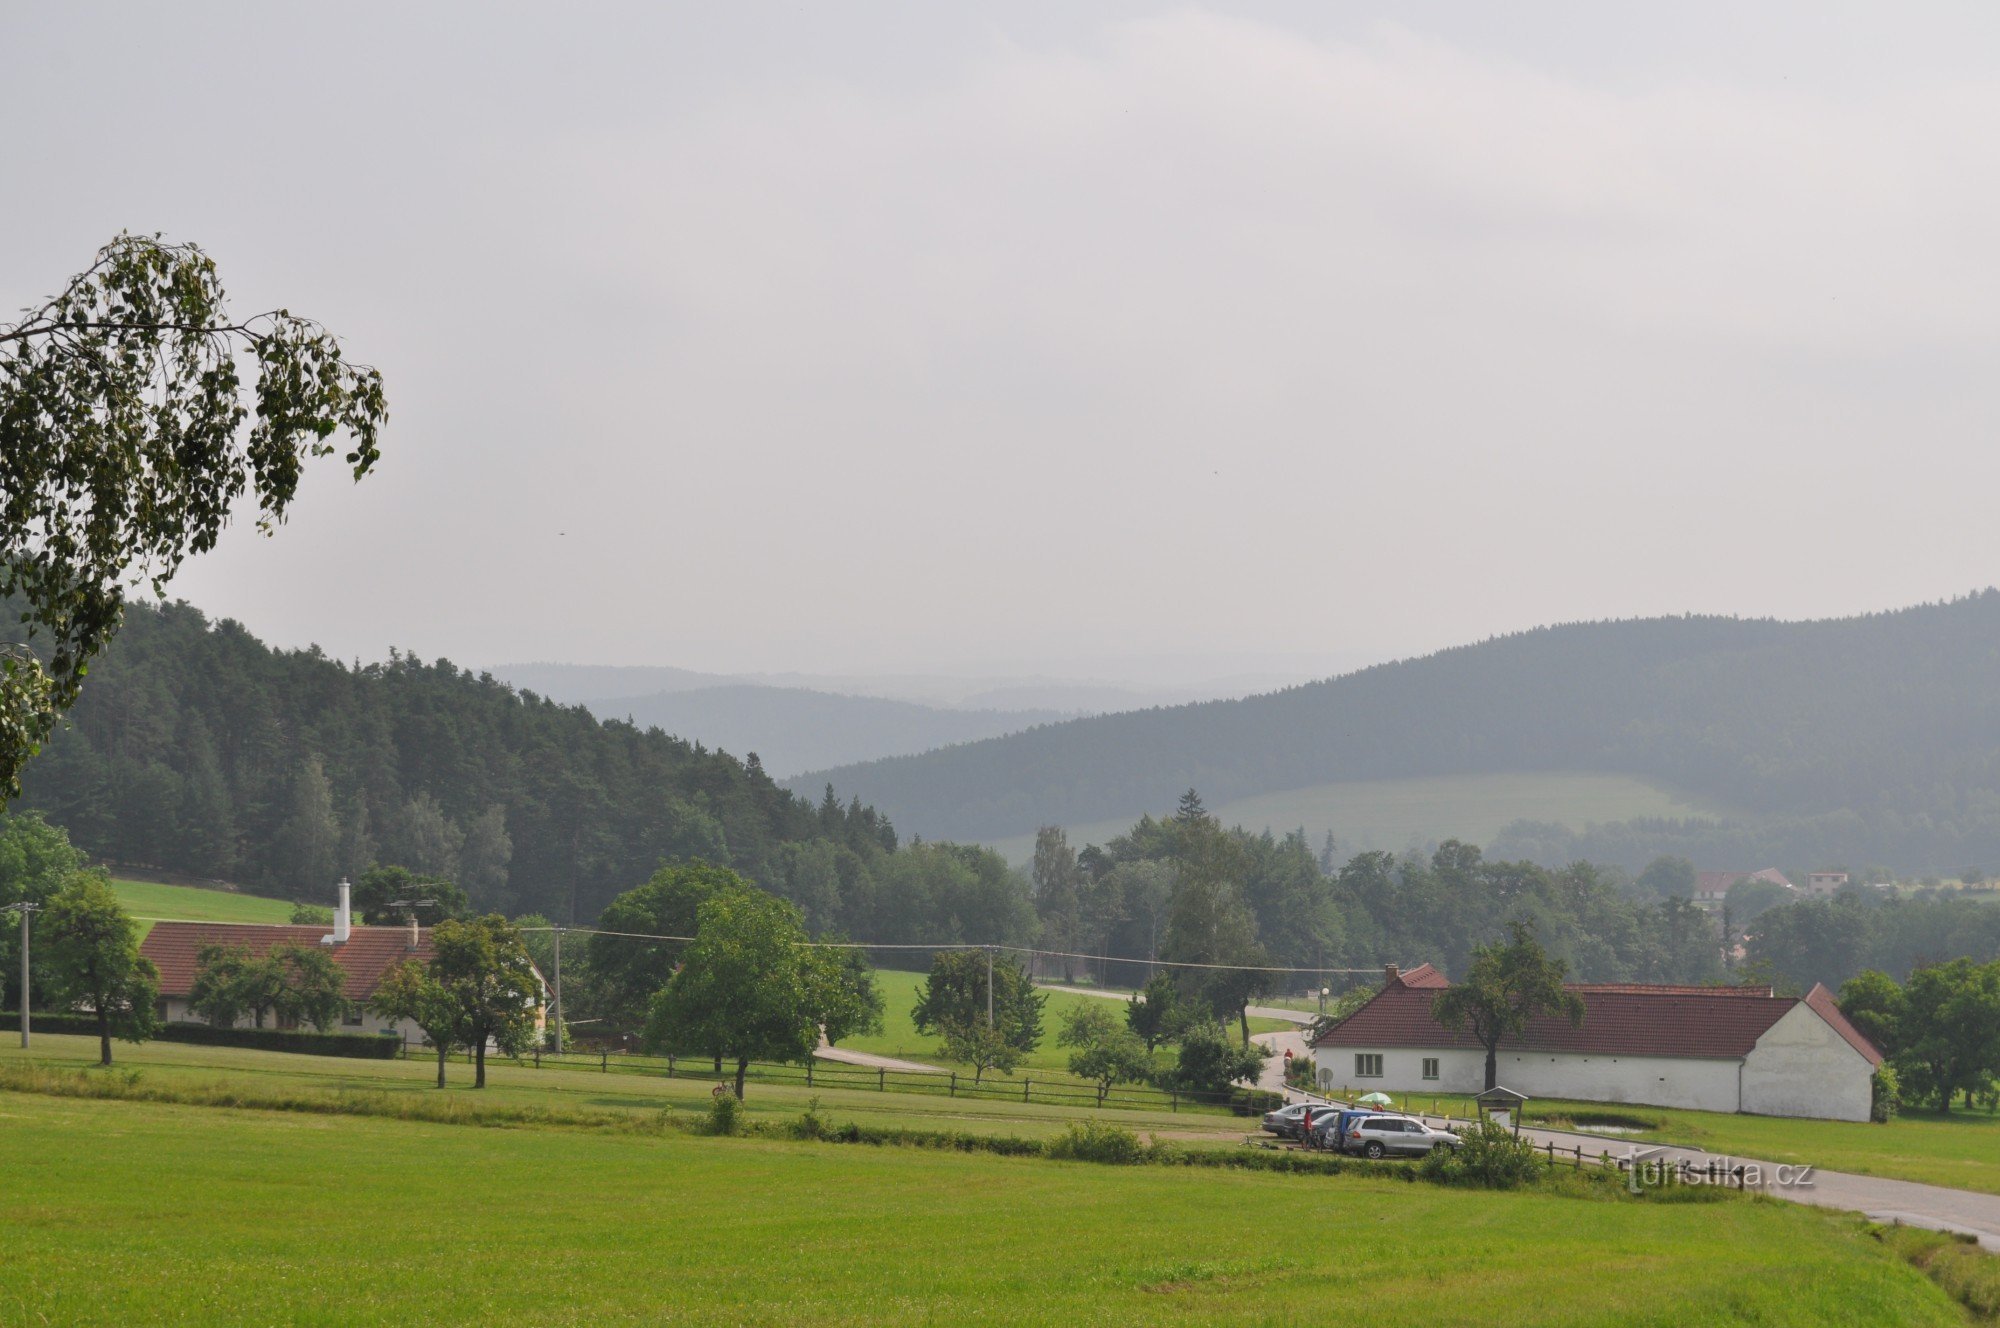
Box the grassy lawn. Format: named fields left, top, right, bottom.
left=986, top=770, right=1730, bottom=863
left=837, top=969, right=1289, bottom=1074
left=106, top=878, right=294, bottom=933
left=0, top=1089, right=1968, bottom=1327
left=0, top=1033, right=1248, bottom=1142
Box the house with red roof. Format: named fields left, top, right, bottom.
left=1310, top=962, right=1881, bottom=1122
left=140, top=882, right=543, bottom=1043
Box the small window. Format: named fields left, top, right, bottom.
left=1421, top=1057, right=1439, bottom=1080
left=1355, top=1053, right=1383, bottom=1078
left=343, top=1010, right=364, bottom=1027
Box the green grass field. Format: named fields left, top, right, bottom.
left=987, top=770, right=1729, bottom=863
left=0, top=1086, right=1969, bottom=1326
left=106, top=878, right=294, bottom=933
left=836, top=970, right=1289, bottom=1074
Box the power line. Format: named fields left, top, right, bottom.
left=132, top=916, right=1395, bottom=977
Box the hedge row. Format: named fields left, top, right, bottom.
left=0, top=1013, right=401, bottom=1059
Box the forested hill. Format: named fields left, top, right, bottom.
left=12, top=600, right=904, bottom=924
left=793, top=594, right=2000, bottom=854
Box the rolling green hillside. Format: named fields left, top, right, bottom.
left=107, top=879, right=294, bottom=934
left=984, top=771, right=1725, bottom=865
left=796, top=593, right=2000, bottom=871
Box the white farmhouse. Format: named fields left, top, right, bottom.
left=1311, top=963, right=1882, bottom=1122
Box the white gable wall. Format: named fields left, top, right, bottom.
left=1742, top=1003, right=1873, bottom=1122
left=1313, top=1043, right=1748, bottom=1113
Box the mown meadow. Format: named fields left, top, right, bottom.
left=0, top=1084, right=1972, bottom=1328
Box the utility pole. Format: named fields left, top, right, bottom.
left=986, top=946, right=995, bottom=1029
left=552, top=925, right=564, bottom=1055
left=3, top=902, right=40, bottom=1049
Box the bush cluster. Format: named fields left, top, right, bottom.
left=1418, top=1121, right=1546, bottom=1189
left=1, top=1013, right=400, bottom=1059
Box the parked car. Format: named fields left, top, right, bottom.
left=1308, top=1107, right=1383, bottom=1151
left=1261, top=1102, right=1318, bottom=1139
left=1341, top=1115, right=1461, bottom=1159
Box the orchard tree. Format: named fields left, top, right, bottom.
left=371, top=960, right=461, bottom=1088
left=641, top=891, right=829, bottom=1100
left=591, top=860, right=751, bottom=1028
left=0, top=812, right=84, bottom=1009
left=1433, top=920, right=1585, bottom=1091
left=0, top=234, right=385, bottom=801
left=912, top=948, right=1045, bottom=1082
left=41, top=873, right=158, bottom=1065
left=1056, top=1002, right=1153, bottom=1104
left=1125, top=973, right=1186, bottom=1054
left=430, top=916, right=541, bottom=1088
left=815, top=947, right=885, bottom=1047
left=268, top=943, right=352, bottom=1032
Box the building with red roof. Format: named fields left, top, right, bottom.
left=140, top=882, right=543, bottom=1044
left=1310, top=962, right=1881, bottom=1122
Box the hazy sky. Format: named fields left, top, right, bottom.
left=6, top=4, right=1999, bottom=681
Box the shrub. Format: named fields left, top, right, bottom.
left=700, top=1092, right=742, bottom=1137
left=1871, top=1064, right=1901, bottom=1123
left=1042, top=1121, right=1147, bottom=1165
left=0, top=1013, right=400, bottom=1059
left=1419, top=1121, right=1545, bottom=1190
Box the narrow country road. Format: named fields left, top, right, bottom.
left=813, top=1041, right=945, bottom=1073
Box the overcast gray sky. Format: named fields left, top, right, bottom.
left=6, top=3, right=1999, bottom=682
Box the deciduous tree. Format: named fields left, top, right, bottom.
left=640, top=891, right=826, bottom=1099
left=430, top=915, right=541, bottom=1088
left=912, top=948, right=1045, bottom=1082
left=370, top=959, right=461, bottom=1088
left=0, top=234, right=384, bottom=801
left=41, top=873, right=158, bottom=1065
left=1432, top=921, right=1584, bottom=1091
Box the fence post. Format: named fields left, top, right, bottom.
left=668, top=1054, right=675, bottom=1078
left=879, top=1067, right=886, bottom=1092
left=807, top=1058, right=813, bottom=1088
left=534, top=1047, right=541, bottom=1070
left=950, top=1072, right=957, bottom=1098
left=1171, top=1089, right=1178, bottom=1114
left=1545, top=1141, right=1555, bottom=1162
left=1096, top=1084, right=1106, bottom=1108
left=1024, top=1079, right=1030, bottom=1103
left=601, top=1048, right=608, bottom=1073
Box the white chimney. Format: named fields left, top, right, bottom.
left=407, top=911, right=420, bottom=952
left=333, top=878, right=351, bottom=945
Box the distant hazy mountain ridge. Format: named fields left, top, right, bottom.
left=787, top=594, right=2000, bottom=871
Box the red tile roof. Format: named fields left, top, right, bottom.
left=1311, top=965, right=1881, bottom=1064
left=141, top=923, right=434, bottom=1002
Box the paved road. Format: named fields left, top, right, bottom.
left=1505, top=1121, right=2000, bottom=1252
left=813, top=1041, right=944, bottom=1073
left=1033, top=983, right=1317, bottom=1028
left=1265, top=1075, right=2000, bottom=1252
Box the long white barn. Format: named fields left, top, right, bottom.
left=1311, top=964, right=1882, bottom=1122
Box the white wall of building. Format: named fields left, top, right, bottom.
left=1315, top=1021, right=1872, bottom=1120
left=1742, top=1004, right=1873, bottom=1122
left=1313, top=1043, right=1746, bottom=1114
left=160, top=996, right=419, bottom=1044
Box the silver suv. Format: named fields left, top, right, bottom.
left=1343, top=1115, right=1460, bottom=1159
